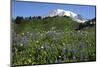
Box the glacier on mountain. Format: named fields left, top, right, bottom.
left=42, top=9, right=87, bottom=23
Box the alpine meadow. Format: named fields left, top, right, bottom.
left=11, top=1, right=96, bottom=66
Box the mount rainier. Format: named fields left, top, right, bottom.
left=42, top=9, right=87, bottom=23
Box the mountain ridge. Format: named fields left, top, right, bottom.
left=42, top=9, right=87, bottom=23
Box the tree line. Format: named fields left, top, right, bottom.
left=14, top=16, right=42, bottom=24
left=14, top=16, right=70, bottom=24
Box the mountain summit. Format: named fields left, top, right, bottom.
left=43, top=9, right=86, bottom=23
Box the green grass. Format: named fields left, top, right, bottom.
left=12, top=16, right=96, bottom=66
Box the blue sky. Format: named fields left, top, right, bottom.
left=12, top=1, right=96, bottom=19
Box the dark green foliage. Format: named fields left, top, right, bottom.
left=15, top=16, right=24, bottom=24
left=76, top=17, right=96, bottom=30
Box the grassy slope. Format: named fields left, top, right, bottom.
left=13, top=16, right=79, bottom=33
left=12, top=16, right=96, bottom=66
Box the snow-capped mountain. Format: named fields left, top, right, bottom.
left=43, top=9, right=87, bottom=23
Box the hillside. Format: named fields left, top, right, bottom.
left=12, top=16, right=96, bottom=66
left=13, top=16, right=79, bottom=33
